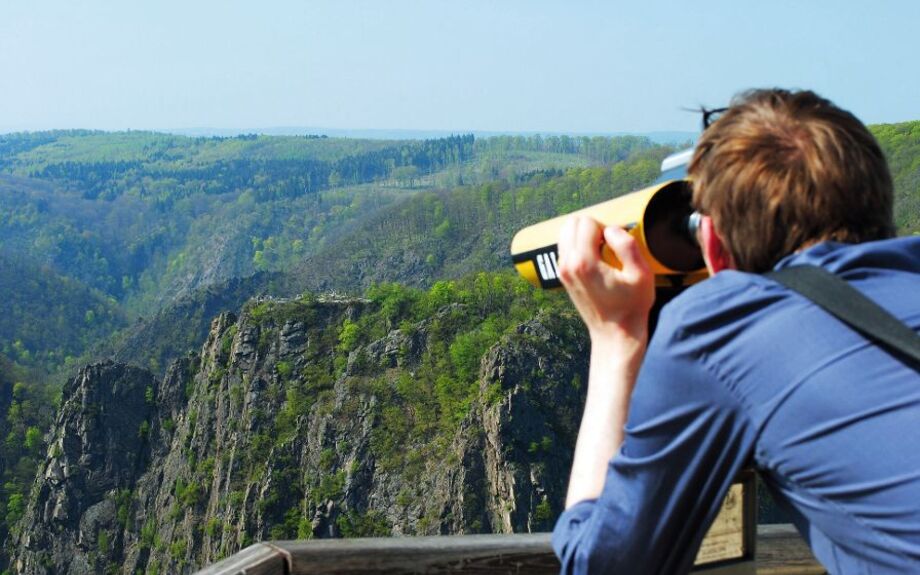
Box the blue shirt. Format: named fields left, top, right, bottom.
left=552, top=237, right=920, bottom=574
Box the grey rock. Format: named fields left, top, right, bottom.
left=12, top=299, right=588, bottom=574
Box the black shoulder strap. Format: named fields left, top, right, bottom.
left=766, top=265, right=920, bottom=367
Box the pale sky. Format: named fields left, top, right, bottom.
left=1, top=0, right=918, bottom=134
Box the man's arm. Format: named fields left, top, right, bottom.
left=555, top=216, right=654, bottom=507
left=553, top=216, right=757, bottom=574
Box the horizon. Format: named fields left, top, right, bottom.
left=2, top=1, right=920, bottom=135
left=0, top=125, right=700, bottom=145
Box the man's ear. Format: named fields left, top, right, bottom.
left=699, top=215, right=735, bottom=274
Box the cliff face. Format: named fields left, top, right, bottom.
left=12, top=294, right=588, bottom=574
left=13, top=362, right=159, bottom=574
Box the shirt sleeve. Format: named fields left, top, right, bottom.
left=552, top=300, right=759, bottom=574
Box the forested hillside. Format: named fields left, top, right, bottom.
left=108, top=151, right=671, bottom=376
left=0, top=131, right=654, bottom=317
left=0, top=133, right=477, bottom=313
left=0, top=354, right=56, bottom=559
left=0, top=253, right=125, bottom=372
left=107, top=122, right=920, bottom=378
left=873, top=120, right=920, bottom=235
left=0, top=131, right=656, bottom=375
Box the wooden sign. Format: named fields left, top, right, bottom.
left=693, top=470, right=757, bottom=573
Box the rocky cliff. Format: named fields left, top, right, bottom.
left=11, top=289, right=588, bottom=574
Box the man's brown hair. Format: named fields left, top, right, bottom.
left=688, top=88, right=895, bottom=273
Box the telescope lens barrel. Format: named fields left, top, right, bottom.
left=509, top=179, right=708, bottom=289
left=642, top=182, right=705, bottom=272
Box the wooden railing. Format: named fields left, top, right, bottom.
left=195, top=525, right=825, bottom=575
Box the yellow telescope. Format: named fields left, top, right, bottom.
left=510, top=179, right=709, bottom=290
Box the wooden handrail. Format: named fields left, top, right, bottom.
left=195, top=525, right=825, bottom=575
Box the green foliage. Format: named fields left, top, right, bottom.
left=353, top=271, right=570, bottom=474
left=269, top=507, right=304, bottom=540
left=97, top=530, right=110, bottom=555
left=318, top=448, right=336, bottom=471
left=276, top=361, right=293, bottom=379
left=139, top=519, right=156, bottom=549
left=5, top=492, right=24, bottom=527
left=209, top=367, right=226, bottom=387
left=336, top=509, right=391, bottom=538
left=23, top=426, right=42, bottom=451
left=2, top=137, right=667, bottom=397
left=0, top=131, right=475, bottom=316
left=229, top=380, right=244, bottom=406
left=229, top=490, right=245, bottom=508
left=169, top=538, right=187, bottom=561
left=483, top=382, right=504, bottom=405
left=337, top=319, right=360, bottom=353
left=872, top=121, right=920, bottom=235
left=0, top=253, right=126, bottom=374
left=205, top=518, right=222, bottom=539
left=528, top=436, right=554, bottom=454
left=220, top=325, right=238, bottom=356
left=449, top=316, right=501, bottom=383
left=115, top=489, right=133, bottom=529
left=297, top=516, right=314, bottom=540
left=174, top=478, right=201, bottom=508
left=311, top=471, right=346, bottom=504
left=0, top=358, right=58, bottom=547
left=534, top=498, right=554, bottom=524
left=570, top=373, right=582, bottom=390
left=197, top=456, right=215, bottom=478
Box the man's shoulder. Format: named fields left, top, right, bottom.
left=657, top=270, right=776, bottom=339
left=775, top=236, right=920, bottom=275
left=651, top=237, right=920, bottom=367
left=665, top=237, right=920, bottom=330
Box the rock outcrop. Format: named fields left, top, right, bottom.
left=13, top=362, right=159, bottom=574
left=12, top=296, right=588, bottom=574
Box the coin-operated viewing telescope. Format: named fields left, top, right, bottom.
left=510, top=152, right=760, bottom=573
left=510, top=178, right=708, bottom=291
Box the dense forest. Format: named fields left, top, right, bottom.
left=0, top=253, right=125, bottom=371
left=0, top=131, right=658, bottom=375
left=0, top=123, right=917, bottom=572
left=104, top=154, right=670, bottom=381
left=0, top=133, right=475, bottom=309
left=0, top=131, right=655, bottom=319
left=874, top=120, right=920, bottom=233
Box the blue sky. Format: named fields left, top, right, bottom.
left=1, top=0, right=918, bottom=134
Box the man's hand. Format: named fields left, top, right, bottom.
left=557, top=215, right=655, bottom=344
left=557, top=215, right=657, bottom=508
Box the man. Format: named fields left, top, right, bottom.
left=551, top=89, right=920, bottom=574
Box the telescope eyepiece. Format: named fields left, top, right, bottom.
left=685, top=211, right=702, bottom=246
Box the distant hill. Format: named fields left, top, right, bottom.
left=0, top=252, right=126, bottom=372
left=872, top=120, right=920, bottom=235
left=0, top=132, right=477, bottom=312
left=0, top=131, right=654, bottom=317
left=111, top=149, right=671, bottom=375
left=165, top=126, right=698, bottom=145
left=3, top=122, right=917, bottom=380
left=0, top=130, right=661, bottom=378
